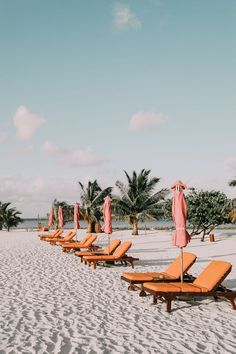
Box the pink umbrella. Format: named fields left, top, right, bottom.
left=74, top=203, right=80, bottom=240
left=58, top=206, right=64, bottom=228
left=102, top=195, right=112, bottom=254
left=48, top=208, right=54, bottom=228
left=171, top=180, right=191, bottom=282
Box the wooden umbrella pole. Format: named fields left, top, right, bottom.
left=180, top=247, right=183, bottom=282
left=108, top=234, right=110, bottom=256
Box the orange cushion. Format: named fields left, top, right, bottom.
left=143, top=282, right=209, bottom=293
left=193, top=261, right=232, bottom=291
left=122, top=273, right=154, bottom=282
left=83, top=255, right=115, bottom=261
left=112, top=241, right=132, bottom=258
left=173, top=283, right=208, bottom=292
left=75, top=251, right=94, bottom=256
left=166, top=252, right=197, bottom=278
left=62, top=242, right=84, bottom=248
left=143, top=283, right=182, bottom=292
left=122, top=272, right=176, bottom=282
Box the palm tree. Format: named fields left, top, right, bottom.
left=3, top=207, right=23, bottom=231
left=229, top=179, right=236, bottom=187
left=113, top=169, right=168, bottom=235
left=79, top=180, right=112, bottom=233
left=0, top=202, right=11, bottom=230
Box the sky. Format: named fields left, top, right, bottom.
left=0, top=0, right=236, bottom=218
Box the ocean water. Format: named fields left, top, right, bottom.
left=14, top=219, right=175, bottom=231
left=11, top=219, right=236, bottom=232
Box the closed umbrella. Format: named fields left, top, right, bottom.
left=58, top=206, right=64, bottom=228
left=74, top=203, right=80, bottom=240
left=102, top=195, right=112, bottom=255
left=48, top=208, right=54, bottom=228
left=171, top=180, right=191, bottom=282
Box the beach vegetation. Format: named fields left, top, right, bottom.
left=78, top=180, right=112, bottom=233
left=228, top=198, right=236, bottom=224
left=113, top=169, right=168, bottom=235
left=0, top=202, right=11, bottom=230
left=227, top=181, right=236, bottom=223
left=162, top=190, right=231, bottom=241
left=229, top=179, right=236, bottom=187
left=52, top=199, right=73, bottom=228
left=0, top=202, right=23, bottom=231
left=186, top=190, right=230, bottom=241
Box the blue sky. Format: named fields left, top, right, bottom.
left=0, top=0, right=236, bottom=217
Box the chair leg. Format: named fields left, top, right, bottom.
left=128, top=283, right=136, bottom=291
left=166, top=298, right=172, bottom=313
left=226, top=295, right=236, bottom=310
left=92, top=261, right=97, bottom=270
left=139, top=290, right=147, bottom=297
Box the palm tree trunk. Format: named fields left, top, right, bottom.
left=87, top=220, right=93, bottom=233
left=132, top=220, right=139, bottom=235
left=87, top=220, right=96, bottom=233
left=95, top=222, right=101, bottom=233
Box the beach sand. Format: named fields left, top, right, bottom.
left=0, top=229, right=236, bottom=354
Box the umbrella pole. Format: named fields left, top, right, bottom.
left=76, top=227, right=77, bottom=241
left=180, top=247, right=183, bottom=282
left=108, top=234, right=110, bottom=256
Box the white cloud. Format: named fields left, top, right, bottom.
left=13, top=106, right=46, bottom=141
left=64, top=147, right=105, bottom=167
left=42, top=140, right=61, bottom=155
left=113, top=3, right=141, bottom=31
left=129, top=111, right=168, bottom=132
left=42, top=141, right=105, bottom=167
left=0, top=174, right=80, bottom=217
left=0, top=130, right=7, bottom=143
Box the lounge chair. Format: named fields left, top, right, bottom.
left=75, top=239, right=121, bottom=262
left=61, top=234, right=98, bottom=253
left=46, top=231, right=76, bottom=245
left=142, top=260, right=236, bottom=312
left=121, top=252, right=197, bottom=294
left=83, top=241, right=139, bottom=270
left=36, top=227, right=49, bottom=232
left=39, top=229, right=63, bottom=240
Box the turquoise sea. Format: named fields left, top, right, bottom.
left=16, top=219, right=174, bottom=231
left=13, top=219, right=236, bottom=232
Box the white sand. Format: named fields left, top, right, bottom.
left=0, top=229, right=236, bottom=354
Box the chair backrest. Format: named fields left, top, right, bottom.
left=83, top=234, right=97, bottom=247
left=79, top=233, right=92, bottom=244
left=56, top=229, right=64, bottom=237
left=113, top=241, right=132, bottom=259
left=193, top=260, right=232, bottom=291
left=103, top=239, right=121, bottom=254
left=166, top=252, right=197, bottom=278
left=64, top=231, right=76, bottom=241
left=53, top=229, right=62, bottom=237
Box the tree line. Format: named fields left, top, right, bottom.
left=50, top=169, right=236, bottom=241
left=1, top=169, right=235, bottom=235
